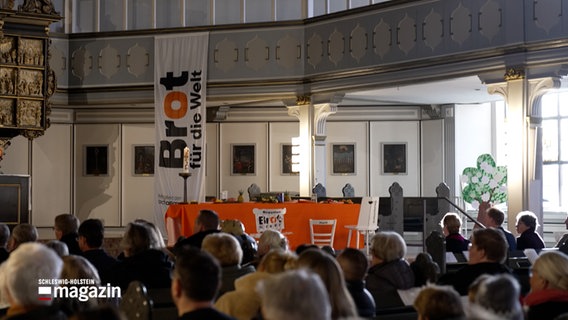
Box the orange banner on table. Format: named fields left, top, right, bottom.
left=165, top=202, right=361, bottom=250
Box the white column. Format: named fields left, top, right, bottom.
left=287, top=97, right=337, bottom=196
left=487, top=69, right=559, bottom=230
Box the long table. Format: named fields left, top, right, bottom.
left=165, top=201, right=361, bottom=250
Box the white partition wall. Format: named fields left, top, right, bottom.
left=1, top=135, right=29, bottom=175
left=121, top=123, right=155, bottom=226
left=206, top=123, right=219, bottom=198
left=74, top=124, right=121, bottom=226
left=421, top=119, right=445, bottom=196
left=268, top=122, right=299, bottom=194
left=32, top=124, right=73, bottom=226
left=326, top=121, right=369, bottom=197
left=219, top=122, right=268, bottom=200
left=370, top=121, right=420, bottom=196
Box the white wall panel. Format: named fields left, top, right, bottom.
left=370, top=121, right=420, bottom=196
left=268, top=122, right=299, bottom=194
left=32, top=124, right=73, bottom=227
left=326, top=121, right=369, bottom=197
left=1, top=135, right=29, bottom=175
left=220, top=122, right=268, bottom=201
left=121, top=123, right=154, bottom=226
left=421, top=119, right=444, bottom=196
left=206, top=123, right=219, bottom=198
left=75, top=124, right=121, bottom=226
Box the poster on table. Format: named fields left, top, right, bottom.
left=154, top=33, right=208, bottom=233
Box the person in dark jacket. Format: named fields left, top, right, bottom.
left=523, top=251, right=568, bottom=320
left=54, top=213, right=82, bottom=256
left=440, top=212, right=470, bottom=253
left=438, top=228, right=511, bottom=295
left=110, top=222, right=173, bottom=290
left=336, top=248, right=376, bottom=319
left=515, top=211, right=545, bottom=251
left=365, top=231, right=414, bottom=309
left=174, top=209, right=221, bottom=251
left=78, top=218, right=117, bottom=284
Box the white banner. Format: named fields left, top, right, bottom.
left=252, top=208, right=287, bottom=233
left=154, top=33, right=208, bottom=233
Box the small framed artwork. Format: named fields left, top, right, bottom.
left=231, top=144, right=255, bottom=175
left=84, top=145, right=109, bottom=176
left=281, top=144, right=299, bottom=175
left=332, top=143, right=356, bottom=175
left=133, top=145, right=154, bottom=176
left=381, top=143, right=407, bottom=174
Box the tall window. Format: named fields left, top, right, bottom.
left=541, top=91, right=568, bottom=211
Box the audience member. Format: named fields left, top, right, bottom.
left=336, top=248, right=376, bottom=319
left=110, top=222, right=173, bottom=290
left=54, top=214, right=82, bottom=255
left=413, top=285, right=465, bottom=320
left=515, top=211, right=545, bottom=251
left=410, top=252, right=440, bottom=286
left=7, top=223, right=37, bottom=252
left=523, top=251, right=568, bottom=320
left=0, top=223, right=9, bottom=264
left=174, top=210, right=221, bottom=250
left=438, top=228, right=511, bottom=295
left=555, top=213, right=568, bottom=255
left=246, top=229, right=289, bottom=268
left=78, top=219, right=117, bottom=285
left=46, top=240, right=69, bottom=257
left=69, top=305, right=126, bottom=320
left=366, top=231, right=414, bottom=309
left=297, top=249, right=358, bottom=319
left=295, top=243, right=318, bottom=255
left=485, top=207, right=517, bottom=251
left=56, top=255, right=101, bottom=316
left=215, top=249, right=297, bottom=320
left=440, top=212, right=470, bottom=253
left=171, top=246, right=236, bottom=320
left=220, top=219, right=258, bottom=265
left=133, top=219, right=167, bottom=250
left=201, top=232, right=255, bottom=297
left=257, top=269, right=331, bottom=320
left=468, top=273, right=523, bottom=320
left=1, top=242, right=66, bottom=320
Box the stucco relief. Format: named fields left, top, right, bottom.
left=373, top=19, right=391, bottom=59
left=99, top=44, right=120, bottom=79
left=276, top=34, right=300, bottom=69
left=126, top=43, right=149, bottom=78
left=307, top=33, right=323, bottom=69
left=0, top=37, right=17, bottom=64
left=214, top=38, right=238, bottom=73
left=0, top=68, right=15, bottom=95
left=245, top=36, right=268, bottom=71
left=18, top=38, right=44, bottom=66
left=450, top=3, right=472, bottom=46
left=0, top=99, right=13, bottom=126
left=17, top=99, right=42, bottom=127
left=350, top=24, right=367, bottom=63
left=18, top=69, right=43, bottom=96
left=423, top=10, right=443, bottom=51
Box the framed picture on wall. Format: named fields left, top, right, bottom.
left=331, top=143, right=356, bottom=175
left=84, top=145, right=109, bottom=176
left=231, top=144, right=255, bottom=175
left=133, top=145, right=154, bottom=176
left=381, top=142, right=407, bottom=174
left=281, top=144, right=299, bottom=175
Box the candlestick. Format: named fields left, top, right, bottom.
left=183, top=146, right=190, bottom=173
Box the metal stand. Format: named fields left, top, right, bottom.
left=178, top=172, right=191, bottom=204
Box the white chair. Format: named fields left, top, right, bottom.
left=345, top=196, right=380, bottom=256
left=309, top=219, right=337, bottom=247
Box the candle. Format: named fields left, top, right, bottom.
left=183, top=146, right=190, bottom=172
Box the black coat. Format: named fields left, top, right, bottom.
left=82, top=248, right=118, bottom=285
left=60, top=233, right=82, bottom=256
left=438, top=262, right=511, bottom=295
left=346, top=280, right=376, bottom=319
left=516, top=230, right=545, bottom=251
left=110, top=249, right=173, bottom=290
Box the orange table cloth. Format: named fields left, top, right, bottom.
left=165, top=201, right=361, bottom=250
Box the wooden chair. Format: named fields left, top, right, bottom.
left=309, top=219, right=337, bottom=248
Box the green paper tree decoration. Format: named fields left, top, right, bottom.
left=461, top=154, right=507, bottom=208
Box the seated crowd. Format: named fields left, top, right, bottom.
left=0, top=207, right=567, bottom=320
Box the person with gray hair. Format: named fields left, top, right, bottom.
left=7, top=223, right=38, bottom=252
left=257, top=269, right=331, bottom=320
left=46, top=240, right=69, bottom=257
left=468, top=273, right=523, bottom=320
left=0, top=223, right=9, bottom=264
left=366, top=231, right=414, bottom=309
left=1, top=242, right=66, bottom=319
left=245, top=229, right=289, bottom=268
left=515, top=211, right=545, bottom=251
left=523, top=251, right=568, bottom=320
